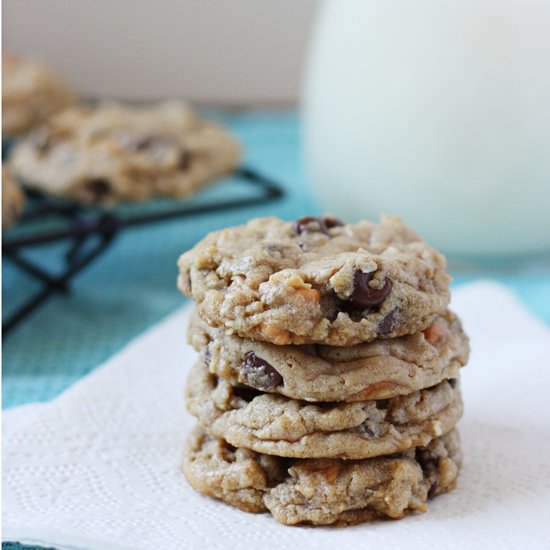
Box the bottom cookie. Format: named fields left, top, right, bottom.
left=182, top=426, right=461, bottom=526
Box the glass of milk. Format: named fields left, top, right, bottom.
left=303, top=0, right=550, bottom=257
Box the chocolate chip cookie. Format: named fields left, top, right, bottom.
left=178, top=215, right=450, bottom=346
left=10, top=101, right=240, bottom=204
left=2, top=53, right=75, bottom=136
left=182, top=425, right=461, bottom=526
left=185, top=360, right=462, bottom=459
left=2, top=166, right=26, bottom=228
left=189, top=308, right=469, bottom=402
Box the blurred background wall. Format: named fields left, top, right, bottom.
left=3, top=0, right=318, bottom=105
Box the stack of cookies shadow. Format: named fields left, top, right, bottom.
left=178, top=215, right=469, bottom=526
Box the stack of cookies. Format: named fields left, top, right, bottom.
left=178, top=214, right=469, bottom=526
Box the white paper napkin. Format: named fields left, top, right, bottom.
left=3, top=282, right=550, bottom=550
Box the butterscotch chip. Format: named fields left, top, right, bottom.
left=10, top=101, right=240, bottom=204
left=424, top=319, right=449, bottom=345
left=294, top=287, right=320, bottom=303
left=178, top=215, right=450, bottom=346
left=182, top=425, right=461, bottom=526
left=259, top=323, right=293, bottom=345
left=185, top=359, right=462, bottom=459
left=188, top=308, right=469, bottom=402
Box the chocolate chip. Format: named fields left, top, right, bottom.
left=378, top=309, right=397, bottom=335
left=31, top=128, right=54, bottom=154
left=323, top=216, right=344, bottom=229
left=179, top=150, right=190, bottom=170
left=293, top=215, right=344, bottom=236
left=121, top=134, right=175, bottom=162
left=363, top=425, right=376, bottom=437
left=448, top=378, right=457, bottom=388
left=415, top=448, right=440, bottom=472
left=362, top=421, right=379, bottom=437
left=128, top=135, right=168, bottom=152
left=134, top=136, right=156, bottom=151
left=85, top=179, right=111, bottom=203
left=293, top=216, right=325, bottom=235
left=428, top=481, right=439, bottom=499
left=349, top=271, right=392, bottom=309
left=243, top=352, right=283, bottom=390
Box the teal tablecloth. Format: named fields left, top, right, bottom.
left=2, top=110, right=550, bottom=549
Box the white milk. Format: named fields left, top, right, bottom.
left=303, top=0, right=550, bottom=256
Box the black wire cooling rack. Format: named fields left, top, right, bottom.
left=2, top=167, right=283, bottom=336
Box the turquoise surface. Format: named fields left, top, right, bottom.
left=3, top=111, right=550, bottom=411
left=2, top=111, right=550, bottom=550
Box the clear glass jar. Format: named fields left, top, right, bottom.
left=303, top=0, right=550, bottom=257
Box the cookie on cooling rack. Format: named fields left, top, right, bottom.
left=2, top=53, right=75, bottom=137
left=10, top=101, right=240, bottom=204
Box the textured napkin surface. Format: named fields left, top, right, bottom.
left=3, top=282, right=550, bottom=550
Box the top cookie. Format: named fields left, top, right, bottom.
left=2, top=53, right=75, bottom=136
left=178, top=215, right=450, bottom=346
left=10, top=101, right=240, bottom=204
